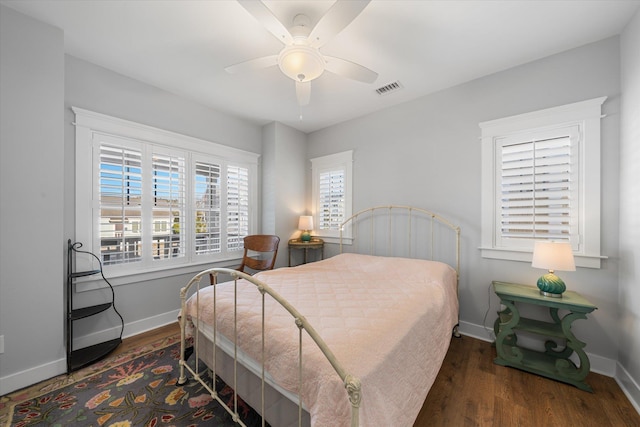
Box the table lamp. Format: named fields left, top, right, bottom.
left=298, top=216, right=314, bottom=242
left=531, top=241, right=576, bottom=298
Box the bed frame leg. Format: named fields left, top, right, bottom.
left=183, top=345, right=194, bottom=361
left=176, top=346, right=194, bottom=386
left=452, top=324, right=461, bottom=338
left=177, top=357, right=189, bottom=386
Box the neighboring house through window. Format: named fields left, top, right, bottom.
left=74, top=108, right=259, bottom=280
left=479, top=97, right=606, bottom=268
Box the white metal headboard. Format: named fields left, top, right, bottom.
left=339, top=205, right=461, bottom=283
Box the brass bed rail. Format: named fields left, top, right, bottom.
left=178, top=268, right=361, bottom=427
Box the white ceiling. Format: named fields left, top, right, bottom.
left=3, top=0, right=639, bottom=133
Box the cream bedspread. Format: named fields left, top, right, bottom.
left=184, top=253, right=459, bottom=427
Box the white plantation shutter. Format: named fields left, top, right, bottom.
left=194, top=161, right=221, bottom=254
left=498, top=126, right=579, bottom=248
left=99, top=142, right=143, bottom=265
left=227, top=165, right=250, bottom=251
left=311, top=151, right=353, bottom=240
left=75, top=108, right=259, bottom=278
left=319, top=168, right=346, bottom=231
left=151, top=152, right=186, bottom=260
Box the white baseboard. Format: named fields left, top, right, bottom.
left=3, top=313, right=639, bottom=418
left=0, top=356, right=67, bottom=396
left=616, top=362, right=640, bottom=415
left=0, top=310, right=180, bottom=396
left=72, top=309, right=180, bottom=350
left=457, top=320, right=639, bottom=414
left=457, top=319, right=496, bottom=343
left=457, top=320, right=617, bottom=374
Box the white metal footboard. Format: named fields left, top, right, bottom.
left=178, top=268, right=361, bottom=427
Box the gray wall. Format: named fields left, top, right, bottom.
left=308, top=37, right=622, bottom=369
left=0, top=5, right=65, bottom=393
left=0, top=5, right=265, bottom=393
left=262, top=122, right=307, bottom=268
left=1, top=4, right=638, bottom=410
left=619, top=8, right=640, bottom=408
left=63, top=55, right=265, bottom=347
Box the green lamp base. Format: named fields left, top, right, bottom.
left=537, top=272, right=566, bottom=298
left=300, top=231, right=311, bottom=242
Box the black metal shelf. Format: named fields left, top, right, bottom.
left=69, top=303, right=112, bottom=321
left=66, top=239, right=123, bottom=373
left=68, top=338, right=122, bottom=372
left=70, top=270, right=102, bottom=278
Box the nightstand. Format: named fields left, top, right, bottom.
left=288, top=238, right=324, bottom=267
left=492, top=281, right=597, bottom=391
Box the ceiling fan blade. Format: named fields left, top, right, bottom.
left=225, top=55, right=278, bottom=74
left=308, top=0, right=371, bottom=48
left=324, top=56, right=378, bottom=84
left=296, top=81, right=311, bottom=106
left=237, top=0, right=293, bottom=45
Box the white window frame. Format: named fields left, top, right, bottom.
left=73, top=107, right=259, bottom=284
left=479, top=97, right=607, bottom=268
left=311, top=150, right=353, bottom=244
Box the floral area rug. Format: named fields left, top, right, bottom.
left=1, top=336, right=264, bottom=427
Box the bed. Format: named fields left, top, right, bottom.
left=178, top=206, right=461, bottom=427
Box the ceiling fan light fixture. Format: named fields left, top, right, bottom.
left=278, top=45, right=325, bottom=82
left=232, top=0, right=376, bottom=106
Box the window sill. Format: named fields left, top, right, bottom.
left=479, top=247, right=606, bottom=269
left=75, top=257, right=243, bottom=292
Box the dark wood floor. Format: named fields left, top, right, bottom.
left=416, top=334, right=640, bottom=427
left=112, top=322, right=181, bottom=357
left=122, top=323, right=640, bottom=427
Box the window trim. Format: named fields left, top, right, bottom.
left=479, top=97, right=607, bottom=268
left=310, top=150, right=353, bottom=244
left=73, top=107, right=259, bottom=283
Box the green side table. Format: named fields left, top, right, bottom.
left=492, top=281, right=597, bottom=392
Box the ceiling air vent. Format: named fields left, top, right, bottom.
left=375, top=81, right=403, bottom=96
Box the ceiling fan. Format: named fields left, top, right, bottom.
left=225, top=0, right=378, bottom=106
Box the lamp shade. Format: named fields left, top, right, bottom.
left=298, top=215, right=314, bottom=231
left=532, top=241, right=575, bottom=298
left=298, top=215, right=313, bottom=242
left=532, top=241, right=576, bottom=272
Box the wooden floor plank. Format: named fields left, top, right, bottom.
left=417, top=335, right=640, bottom=427
left=116, top=323, right=639, bottom=427
left=111, top=322, right=180, bottom=357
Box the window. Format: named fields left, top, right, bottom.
left=226, top=164, right=250, bottom=250
left=497, top=127, right=578, bottom=246
left=194, top=160, right=221, bottom=255
left=311, top=150, right=353, bottom=242
left=74, top=108, right=259, bottom=279
left=480, top=97, right=606, bottom=268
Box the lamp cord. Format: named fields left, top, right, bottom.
left=482, top=281, right=496, bottom=341
left=70, top=241, right=125, bottom=340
